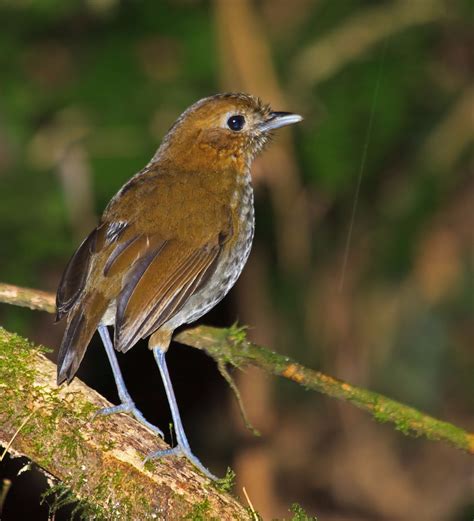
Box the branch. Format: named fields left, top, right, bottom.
left=0, top=283, right=56, bottom=314
left=176, top=327, right=474, bottom=455
left=1, top=282, right=473, bottom=464
left=0, top=326, right=248, bottom=519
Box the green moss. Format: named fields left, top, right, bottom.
left=0, top=328, right=162, bottom=519
left=46, top=465, right=159, bottom=520
left=244, top=507, right=263, bottom=521
left=288, top=503, right=318, bottom=521
left=182, top=499, right=216, bottom=521
left=143, top=458, right=157, bottom=473
left=42, top=481, right=108, bottom=521
left=215, top=467, right=236, bottom=494
left=369, top=394, right=470, bottom=452
left=0, top=328, right=37, bottom=394
left=228, top=323, right=248, bottom=346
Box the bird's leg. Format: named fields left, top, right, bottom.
left=95, top=325, right=164, bottom=437
left=145, top=348, right=217, bottom=480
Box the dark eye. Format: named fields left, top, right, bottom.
left=227, top=115, right=245, bottom=131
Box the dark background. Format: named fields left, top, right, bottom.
left=0, top=0, right=473, bottom=519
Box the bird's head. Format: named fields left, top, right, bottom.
left=155, top=93, right=302, bottom=169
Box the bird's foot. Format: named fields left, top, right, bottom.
left=94, top=402, right=164, bottom=438
left=144, top=445, right=217, bottom=481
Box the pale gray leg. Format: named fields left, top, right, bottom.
left=144, top=349, right=217, bottom=480
left=95, top=325, right=164, bottom=438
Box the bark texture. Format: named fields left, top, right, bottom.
left=0, top=327, right=248, bottom=520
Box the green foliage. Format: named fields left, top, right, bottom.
left=228, top=323, right=249, bottom=347
left=288, top=503, right=318, bottom=521
left=215, top=467, right=236, bottom=494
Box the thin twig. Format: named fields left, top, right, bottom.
left=0, top=411, right=35, bottom=462
left=242, top=486, right=260, bottom=521
left=0, top=283, right=55, bottom=314
left=216, top=360, right=260, bottom=437
left=176, top=326, right=474, bottom=456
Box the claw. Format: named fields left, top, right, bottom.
left=144, top=444, right=218, bottom=481
left=94, top=401, right=164, bottom=438
left=94, top=403, right=129, bottom=417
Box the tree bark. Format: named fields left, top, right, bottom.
left=0, top=327, right=248, bottom=520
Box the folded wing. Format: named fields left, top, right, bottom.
left=114, top=239, right=220, bottom=352
left=56, top=220, right=222, bottom=384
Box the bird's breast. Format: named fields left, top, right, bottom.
left=166, top=171, right=255, bottom=329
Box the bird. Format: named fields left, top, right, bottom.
left=55, top=92, right=302, bottom=479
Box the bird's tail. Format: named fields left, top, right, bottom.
left=57, top=293, right=108, bottom=385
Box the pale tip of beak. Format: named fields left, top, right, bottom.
left=259, top=112, right=303, bottom=132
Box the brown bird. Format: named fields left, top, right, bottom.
left=56, top=93, right=302, bottom=478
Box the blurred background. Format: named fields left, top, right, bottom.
left=0, top=0, right=473, bottom=519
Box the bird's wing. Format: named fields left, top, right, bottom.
left=56, top=220, right=225, bottom=382
left=113, top=237, right=221, bottom=352
left=56, top=227, right=99, bottom=322
left=56, top=220, right=124, bottom=384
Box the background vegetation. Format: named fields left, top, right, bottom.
left=0, top=0, right=472, bottom=519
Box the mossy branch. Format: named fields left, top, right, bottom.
left=176, top=326, right=474, bottom=455
left=0, top=326, right=248, bottom=520
left=0, top=282, right=473, bottom=517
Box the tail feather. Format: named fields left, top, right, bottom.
left=57, top=293, right=108, bottom=385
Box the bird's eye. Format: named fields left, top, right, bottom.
left=227, top=115, right=246, bottom=131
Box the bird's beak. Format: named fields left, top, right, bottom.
left=258, top=111, right=303, bottom=132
